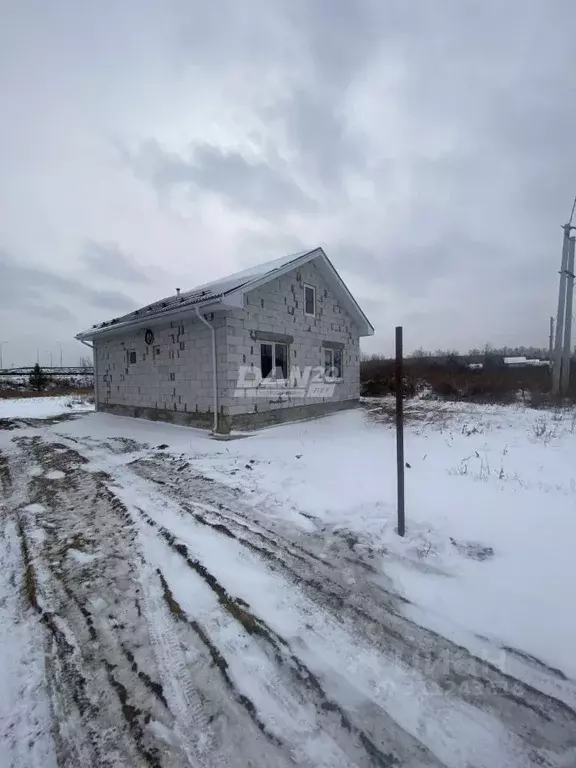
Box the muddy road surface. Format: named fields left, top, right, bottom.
left=1, top=414, right=575, bottom=767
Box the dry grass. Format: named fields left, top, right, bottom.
left=0, top=387, right=93, bottom=400
left=360, top=357, right=576, bottom=404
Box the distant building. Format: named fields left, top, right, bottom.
left=504, top=356, right=549, bottom=367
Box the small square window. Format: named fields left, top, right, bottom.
left=304, top=285, right=315, bottom=316
left=129, top=351, right=136, bottom=364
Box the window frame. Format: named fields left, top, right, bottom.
left=128, top=350, right=137, bottom=365
left=324, top=347, right=343, bottom=381
left=304, top=284, right=316, bottom=317
left=260, top=341, right=289, bottom=381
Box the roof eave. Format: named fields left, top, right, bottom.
left=76, top=296, right=227, bottom=342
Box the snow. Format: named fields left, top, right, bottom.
left=0, top=520, right=56, bottom=768
left=67, top=549, right=100, bottom=564
left=53, top=399, right=576, bottom=679
left=231, top=401, right=575, bottom=681
left=3, top=397, right=575, bottom=765
left=44, top=470, right=66, bottom=480
left=0, top=395, right=94, bottom=420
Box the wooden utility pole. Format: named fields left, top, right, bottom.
left=395, top=326, right=405, bottom=537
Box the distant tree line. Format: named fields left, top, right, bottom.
left=362, top=344, right=554, bottom=364
left=408, top=345, right=550, bottom=360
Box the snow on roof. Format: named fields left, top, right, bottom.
left=188, top=250, right=311, bottom=295
left=77, top=249, right=314, bottom=338
left=77, top=246, right=374, bottom=340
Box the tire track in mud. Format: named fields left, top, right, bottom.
left=0, top=449, right=11, bottom=495
left=136, top=506, right=436, bottom=768
left=155, top=569, right=285, bottom=750
left=22, top=430, right=576, bottom=765
left=5, top=437, right=190, bottom=767
left=7, top=434, right=312, bottom=768
left=14, top=513, right=111, bottom=767
left=129, top=453, right=576, bottom=765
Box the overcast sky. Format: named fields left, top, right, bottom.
left=2, top=0, right=576, bottom=367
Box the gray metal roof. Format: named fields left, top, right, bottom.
left=76, top=247, right=374, bottom=340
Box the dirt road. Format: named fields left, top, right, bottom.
left=1, top=413, right=575, bottom=767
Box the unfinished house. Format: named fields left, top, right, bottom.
left=76, top=247, right=374, bottom=432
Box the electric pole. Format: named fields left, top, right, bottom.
left=549, top=316, right=555, bottom=361
left=552, top=196, right=576, bottom=397
left=561, top=235, right=575, bottom=395
left=551, top=225, right=571, bottom=396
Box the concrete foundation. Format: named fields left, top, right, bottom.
left=230, top=399, right=359, bottom=429
left=98, top=402, right=215, bottom=429
left=97, top=399, right=358, bottom=432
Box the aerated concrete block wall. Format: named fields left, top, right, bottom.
left=94, top=313, right=228, bottom=426
left=221, top=260, right=361, bottom=419
left=93, top=260, right=361, bottom=430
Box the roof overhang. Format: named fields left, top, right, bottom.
left=75, top=296, right=239, bottom=342
left=76, top=246, right=374, bottom=342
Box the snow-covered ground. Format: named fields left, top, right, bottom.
left=0, top=394, right=94, bottom=420
left=1, top=397, right=575, bottom=767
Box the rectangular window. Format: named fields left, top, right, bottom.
left=304, top=284, right=315, bottom=316
left=129, top=351, right=136, bottom=364
left=261, top=343, right=273, bottom=379
left=275, top=343, right=288, bottom=379
left=260, top=342, right=288, bottom=380
left=154, top=346, right=160, bottom=356
left=333, top=349, right=342, bottom=378
left=324, top=348, right=343, bottom=379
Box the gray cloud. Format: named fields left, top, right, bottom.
left=2, top=0, right=576, bottom=364
left=34, top=304, right=77, bottom=323
left=267, top=90, right=363, bottom=188
left=82, top=241, right=150, bottom=283
left=121, top=139, right=316, bottom=216
left=0, top=250, right=135, bottom=315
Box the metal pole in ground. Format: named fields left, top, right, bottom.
left=552, top=225, right=572, bottom=396
left=395, top=326, right=405, bottom=537
left=561, top=236, right=575, bottom=395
